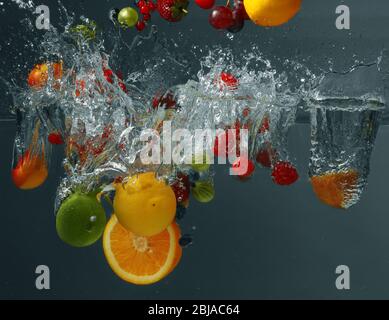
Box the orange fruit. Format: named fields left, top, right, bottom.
left=244, top=0, right=302, bottom=27
left=113, top=172, right=176, bottom=237
left=12, top=150, right=48, bottom=190
left=27, top=62, right=63, bottom=89
left=103, top=215, right=182, bottom=285
left=310, top=170, right=359, bottom=209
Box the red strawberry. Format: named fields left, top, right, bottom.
left=157, top=0, right=189, bottom=22
left=271, top=161, right=299, bottom=186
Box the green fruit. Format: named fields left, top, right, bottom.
left=56, top=192, right=106, bottom=247
left=192, top=181, right=215, bottom=203
left=191, top=153, right=211, bottom=172
left=118, top=7, right=139, bottom=28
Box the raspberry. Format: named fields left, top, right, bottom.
left=271, top=161, right=299, bottom=186
left=232, top=157, right=255, bottom=178
left=256, top=149, right=272, bottom=168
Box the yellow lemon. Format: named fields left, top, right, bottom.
left=244, top=0, right=302, bottom=27
left=113, top=172, right=176, bottom=237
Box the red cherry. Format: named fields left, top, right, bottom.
left=48, top=132, right=64, bottom=145
left=136, top=20, right=146, bottom=31
left=195, top=0, right=215, bottom=10
left=271, top=161, right=299, bottom=186
left=209, top=6, right=234, bottom=29
left=220, top=72, right=239, bottom=89
left=171, top=173, right=190, bottom=203
left=232, top=157, right=255, bottom=178
left=234, top=0, right=250, bottom=20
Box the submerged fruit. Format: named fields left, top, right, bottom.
left=56, top=192, right=107, bottom=247
left=192, top=181, right=215, bottom=203
left=27, top=62, right=63, bottom=89
left=271, top=161, right=299, bottom=186
left=103, top=215, right=182, bottom=285
left=113, top=172, right=176, bottom=237
left=232, top=157, right=255, bottom=179
left=310, top=170, right=359, bottom=209
left=12, top=150, right=48, bottom=190
left=243, top=0, right=302, bottom=27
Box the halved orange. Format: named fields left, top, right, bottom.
left=103, top=215, right=182, bottom=285
left=310, top=170, right=359, bottom=209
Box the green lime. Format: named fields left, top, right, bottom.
left=56, top=192, right=106, bottom=247
left=191, top=153, right=211, bottom=172
left=192, top=181, right=215, bottom=203
left=118, top=7, right=139, bottom=28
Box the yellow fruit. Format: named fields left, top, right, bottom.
left=103, top=215, right=182, bottom=285
left=244, top=0, right=302, bottom=27
left=113, top=172, right=176, bottom=237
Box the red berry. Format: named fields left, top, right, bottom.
left=255, top=148, right=272, bottom=168
left=103, top=68, right=114, bottom=84
left=271, top=161, right=299, bottom=186
left=171, top=173, right=190, bottom=203
left=195, top=0, right=215, bottom=10
left=137, top=0, right=147, bottom=8
left=232, top=157, right=255, bottom=178
left=136, top=20, right=146, bottom=31
left=48, top=132, right=64, bottom=145
left=140, top=5, right=150, bottom=14
left=118, top=81, right=128, bottom=93
left=148, top=1, right=157, bottom=11
left=209, top=6, right=234, bottom=29
left=220, top=72, right=239, bottom=89
left=157, top=0, right=189, bottom=22
left=143, top=13, right=151, bottom=21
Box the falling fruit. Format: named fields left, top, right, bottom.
left=272, top=161, right=299, bottom=186
left=12, top=150, right=48, bottom=190
left=118, top=7, right=139, bottom=28
left=192, top=181, right=215, bottom=203
left=232, top=156, right=255, bottom=179
left=113, top=172, right=176, bottom=237
left=310, top=170, right=359, bottom=209
left=243, top=0, right=302, bottom=27
left=103, top=215, right=182, bottom=285
left=27, top=62, right=63, bottom=89
left=56, top=192, right=107, bottom=247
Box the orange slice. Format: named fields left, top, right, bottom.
left=310, top=170, right=359, bottom=209
left=103, top=215, right=182, bottom=285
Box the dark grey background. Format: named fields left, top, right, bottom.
left=1, top=0, right=389, bottom=300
